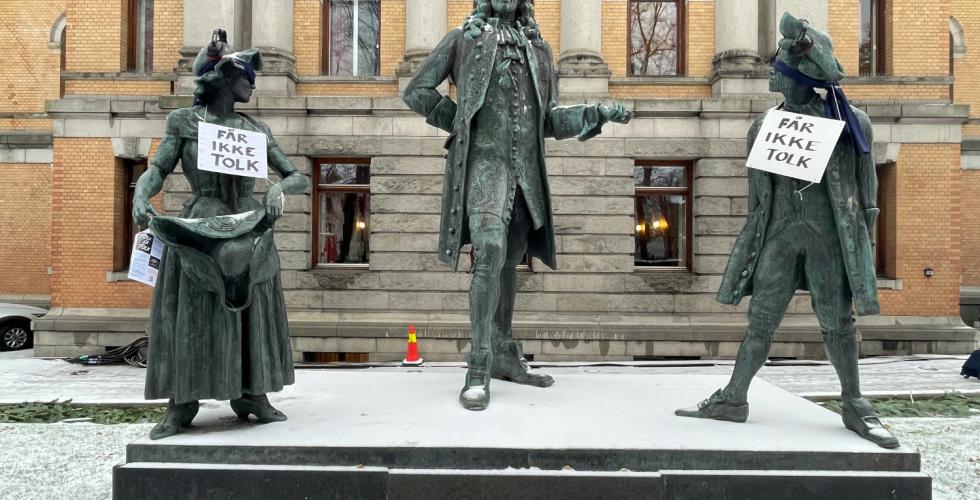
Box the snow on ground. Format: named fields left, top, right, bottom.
left=0, top=422, right=153, bottom=500
left=886, top=417, right=980, bottom=500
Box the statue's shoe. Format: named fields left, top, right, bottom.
left=460, top=351, right=492, bottom=411
left=231, top=394, right=288, bottom=423
left=149, top=400, right=200, bottom=440
left=674, top=389, right=749, bottom=423
left=841, top=398, right=900, bottom=449
left=492, top=341, right=554, bottom=387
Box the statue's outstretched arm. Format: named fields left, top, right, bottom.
left=402, top=29, right=460, bottom=133
left=541, top=42, right=628, bottom=141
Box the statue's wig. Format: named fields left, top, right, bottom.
left=464, top=0, right=540, bottom=40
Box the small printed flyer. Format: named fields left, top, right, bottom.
left=128, top=230, right=165, bottom=287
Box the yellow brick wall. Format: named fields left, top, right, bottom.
left=379, top=0, right=406, bottom=76
left=963, top=171, right=980, bottom=286
left=0, top=1, right=64, bottom=129
left=64, top=79, right=172, bottom=96
left=534, top=0, right=560, bottom=55
left=51, top=138, right=158, bottom=309
left=447, top=0, right=471, bottom=32
left=65, top=0, right=127, bottom=72
left=878, top=144, right=962, bottom=316
left=602, top=0, right=628, bottom=76
left=685, top=0, right=714, bottom=78
left=609, top=83, right=711, bottom=99
left=887, top=0, right=950, bottom=77
left=294, top=0, right=322, bottom=76
left=296, top=82, right=400, bottom=96
left=152, top=0, right=183, bottom=73
left=827, top=0, right=860, bottom=76
left=844, top=84, right=952, bottom=101
left=0, top=164, right=52, bottom=295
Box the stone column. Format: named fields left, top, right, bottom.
left=176, top=0, right=242, bottom=94
left=251, top=0, right=297, bottom=95
left=761, top=0, right=828, bottom=57
left=397, top=0, right=448, bottom=92
left=712, top=0, right=767, bottom=96
left=557, top=0, right=610, bottom=96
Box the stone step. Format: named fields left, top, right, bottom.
left=113, top=462, right=931, bottom=500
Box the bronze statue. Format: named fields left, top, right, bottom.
left=403, top=0, right=630, bottom=410
left=132, top=34, right=308, bottom=439
left=675, top=13, right=898, bottom=449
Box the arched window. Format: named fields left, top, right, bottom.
left=950, top=16, right=966, bottom=60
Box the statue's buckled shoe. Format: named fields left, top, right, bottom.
left=149, top=400, right=200, bottom=440
left=842, top=399, right=900, bottom=449
left=230, top=394, right=288, bottom=423
left=491, top=341, right=554, bottom=387
left=674, top=389, right=749, bottom=423
left=460, top=352, right=492, bottom=411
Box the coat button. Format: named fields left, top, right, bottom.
left=477, top=42, right=484, bottom=48
left=741, top=270, right=749, bottom=277
left=449, top=228, right=456, bottom=234
left=475, top=55, right=481, bottom=60
left=450, top=208, right=457, bottom=215
left=454, top=185, right=460, bottom=191
left=445, top=249, right=452, bottom=256
left=756, top=233, right=761, bottom=238
left=751, top=251, right=758, bottom=258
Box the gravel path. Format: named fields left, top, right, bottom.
left=0, top=418, right=977, bottom=499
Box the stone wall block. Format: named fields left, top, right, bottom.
left=696, top=216, right=746, bottom=236
left=695, top=158, right=748, bottom=178
left=371, top=194, right=442, bottom=214
left=560, top=234, right=634, bottom=254
left=694, top=235, right=738, bottom=255
left=352, top=116, right=394, bottom=136
left=552, top=254, right=634, bottom=273
left=372, top=175, right=444, bottom=194
left=551, top=196, right=633, bottom=215
left=549, top=176, right=634, bottom=196
left=274, top=232, right=309, bottom=252
left=371, top=233, right=440, bottom=253
left=371, top=156, right=445, bottom=175
left=694, top=178, right=749, bottom=197
left=322, top=290, right=389, bottom=309
left=695, top=196, right=733, bottom=216
left=553, top=215, right=634, bottom=234
left=371, top=214, right=441, bottom=233
left=370, top=252, right=447, bottom=271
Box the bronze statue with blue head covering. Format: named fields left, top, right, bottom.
left=675, top=13, right=898, bottom=449
left=131, top=33, right=308, bottom=439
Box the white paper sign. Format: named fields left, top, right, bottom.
left=197, top=122, right=268, bottom=179
left=746, top=109, right=846, bottom=183
left=127, top=230, right=165, bottom=287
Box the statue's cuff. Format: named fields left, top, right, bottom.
left=863, top=207, right=879, bottom=229
left=577, top=105, right=603, bottom=142
left=426, top=96, right=458, bottom=133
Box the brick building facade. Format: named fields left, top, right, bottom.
left=1, top=0, right=978, bottom=359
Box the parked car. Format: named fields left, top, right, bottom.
left=0, top=303, right=47, bottom=351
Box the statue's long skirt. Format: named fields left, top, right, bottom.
left=144, top=198, right=294, bottom=403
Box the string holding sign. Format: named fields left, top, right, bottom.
left=197, top=122, right=269, bottom=179
left=745, top=109, right=846, bottom=184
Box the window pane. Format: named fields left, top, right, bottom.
left=319, top=191, right=370, bottom=264
left=859, top=0, right=878, bottom=76
left=629, top=1, right=679, bottom=76
left=319, top=162, right=369, bottom=185
left=635, top=193, right=687, bottom=267
left=329, top=0, right=380, bottom=76
left=634, top=165, right=687, bottom=188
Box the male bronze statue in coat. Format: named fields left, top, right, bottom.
left=403, top=0, right=629, bottom=410
left=676, top=13, right=899, bottom=449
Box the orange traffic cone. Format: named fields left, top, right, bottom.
left=402, top=324, right=424, bottom=366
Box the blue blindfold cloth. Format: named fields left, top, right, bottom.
left=773, top=60, right=871, bottom=155
left=194, top=56, right=257, bottom=106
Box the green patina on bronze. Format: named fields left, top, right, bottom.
left=131, top=38, right=308, bottom=439
left=676, top=12, right=899, bottom=449
left=403, top=0, right=629, bottom=411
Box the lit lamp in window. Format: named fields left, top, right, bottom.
left=356, top=220, right=367, bottom=231
left=635, top=223, right=645, bottom=234
left=652, top=215, right=669, bottom=232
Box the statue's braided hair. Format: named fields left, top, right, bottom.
left=463, top=1, right=540, bottom=40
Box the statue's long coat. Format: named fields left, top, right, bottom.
left=717, top=106, right=881, bottom=316
left=403, top=26, right=602, bottom=271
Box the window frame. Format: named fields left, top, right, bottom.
left=633, top=159, right=693, bottom=271
left=312, top=157, right=372, bottom=268
left=626, top=0, right=687, bottom=77
left=115, top=158, right=148, bottom=272
left=321, top=0, right=382, bottom=77
left=859, top=0, right=887, bottom=76
left=125, top=0, right=153, bottom=73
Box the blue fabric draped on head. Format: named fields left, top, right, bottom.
left=192, top=48, right=262, bottom=106
left=773, top=60, right=870, bottom=155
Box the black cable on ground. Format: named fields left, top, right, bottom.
left=64, top=337, right=148, bottom=368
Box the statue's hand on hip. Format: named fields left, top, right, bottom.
left=132, top=197, right=159, bottom=228
left=265, top=183, right=284, bottom=224
left=599, top=102, right=631, bottom=125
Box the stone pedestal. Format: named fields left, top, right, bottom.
left=113, top=371, right=930, bottom=499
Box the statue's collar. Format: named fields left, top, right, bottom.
left=488, top=17, right=522, bottom=29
